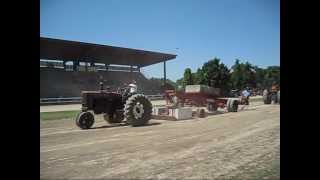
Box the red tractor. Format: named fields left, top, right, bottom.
left=75, top=81, right=152, bottom=129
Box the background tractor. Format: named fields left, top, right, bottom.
left=75, top=81, right=152, bottom=129
left=263, top=83, right=280, bottom=104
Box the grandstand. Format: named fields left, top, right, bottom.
left=40, top=37, right=176, bottom=99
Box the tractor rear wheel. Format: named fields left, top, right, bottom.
left=271, top=93, right=278, bottom=104
left=263, top=95, right=272, bottom=104
left=263, top=89, right=271, bottom=104
left=124, top=94, right=152, bottom=127
left=75, top=111, right=94, bottom=129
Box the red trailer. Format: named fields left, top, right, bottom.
left=165, top=85, right=240, bottom=112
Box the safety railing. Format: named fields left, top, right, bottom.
left=40, top=97, right=82, bottom=104
left=40, top=94, right=164, bottom=105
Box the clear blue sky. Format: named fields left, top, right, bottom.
left=40, top=0, right=279, bottom=81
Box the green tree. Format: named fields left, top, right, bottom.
left=175, top=58, right=280, bottom=94
left=183, top=68, right=194, bottom=86
left=263, top=66, right=280, bottom=88
left=176, top=77, right=184, bottom=87
left=200, top=58, right=231, bottom=95
left=230, top=59, right=256, bottom=90
left=196, top=68, right=205, bottom=84
left=244, top=62, right=257, bottom=88
left=230, top=59, right=242, bottom=89
left=217, top=62, right=230, bottom=91
left=149, top=77, right=177, bottom=90
left=253, top=66, right=266, bottom=89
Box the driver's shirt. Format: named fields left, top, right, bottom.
left=129, top=84, right=137, bottom=93
left=242, top=90, right=250, bottom=97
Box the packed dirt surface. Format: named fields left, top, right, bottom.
left=40, top=101, right=279, bottom=179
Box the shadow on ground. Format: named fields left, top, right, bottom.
left=144, top=105, right=260, bottom=121
left=90, top=122, right=161, bottom=130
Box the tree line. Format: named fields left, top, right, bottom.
left=175, top=58, right=280, bottom=95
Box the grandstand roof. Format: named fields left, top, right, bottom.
left=40, top=37, right=177, bottom=67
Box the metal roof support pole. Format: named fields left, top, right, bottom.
left=90, top=62, right=94, bottom=72
left=85, top=62, right=88, bottom=72
left=163, top=61, right=166, bottom=91
left=130, top=65, right=133, bottom=80
left=105, top=64, right=109, bottom=71
left=138, top=66, right=140, bottom=72
left=73, top=61, right=79, bottom=71
left=63, top=61, right=66, bottom=70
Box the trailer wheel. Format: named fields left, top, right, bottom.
left=124, top=94, right=152, bottom=127
left=244, top=97, right=250, bottom=105
left=207, top=102, right=218, bottom=111
left=197, top=108, right=206, bottom=118
left=75, top=111, right=94, bottom=129
left=263, top=89, right=272, bottom=104
left=227, top=99, right=239, bottom=112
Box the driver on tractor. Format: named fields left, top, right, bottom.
left=128, top=80, right=137, bottom=94
left=240, top=87, right=250, bottom=105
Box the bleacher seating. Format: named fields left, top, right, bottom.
left=40, top=68, right=163, bottom=98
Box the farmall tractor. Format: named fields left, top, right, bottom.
left=75, top=81, right=152, bottom=129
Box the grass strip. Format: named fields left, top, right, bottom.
left=40, top=110, right=80, bottom=121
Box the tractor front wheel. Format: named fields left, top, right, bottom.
left=75, top=111, right=95, bottom=129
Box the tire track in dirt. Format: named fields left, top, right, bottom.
left=95, top=119, right=279, bottom=179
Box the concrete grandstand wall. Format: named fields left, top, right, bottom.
left=40, top=68, right=163, bottom=98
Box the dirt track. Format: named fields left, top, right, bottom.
left=40, top=102, right=280, bottom=179
left=39, top=96, right=264, bottom=113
